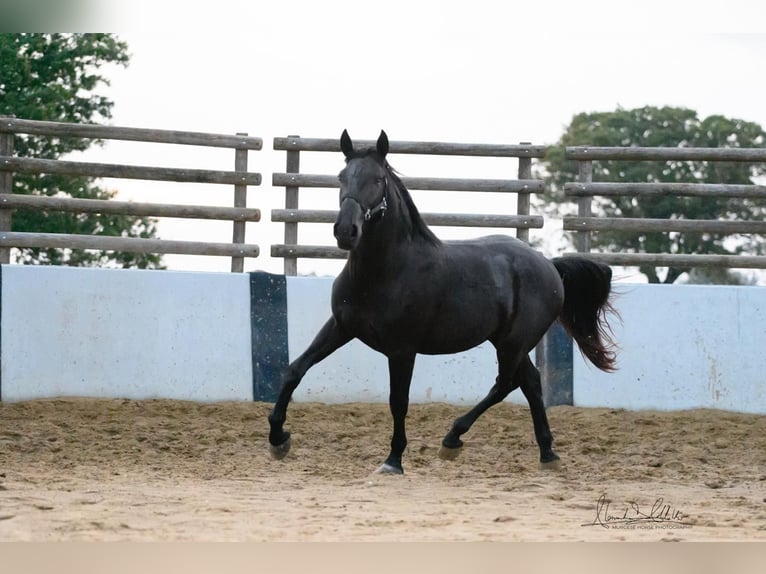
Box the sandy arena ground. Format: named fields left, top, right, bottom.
left=1, top=398, right=764, bottom=541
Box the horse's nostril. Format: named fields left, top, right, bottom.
left=333, top=222, right=358, bottom=239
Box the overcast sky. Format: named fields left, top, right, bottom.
left=80, top=2, right=766, bottom=277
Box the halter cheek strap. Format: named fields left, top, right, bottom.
left=343, top=178, right=388, bottom=222
left=364, top=193, right=388, bottom=221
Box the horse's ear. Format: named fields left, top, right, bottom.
left=377, top=130, right=389, bottom=158
left=340, top=129, right=354, bottom=158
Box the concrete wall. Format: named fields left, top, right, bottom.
left=573, top=283, right=766, bottom=414
left=1, top=266, right=253, bottom=402
left=1, top=266, right=764, bottom=414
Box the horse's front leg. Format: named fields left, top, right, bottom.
left=375, top=353, right=416, bottom=475
left=268, top=317, right=351, bottom=460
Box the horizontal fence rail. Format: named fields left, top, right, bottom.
left=563, top=146, right=766, bottom=270
left=274, top=136, right=547, bottom=158
left=564, top=251, right=766, bottom=269
left=566, top=146, right=766, bottom=162
left=0, top=117, right=263, bottom=271
left=271, top=173, right=543, bottom=193
left=564, top=217, right=766, bottom=234
left=272, top=135, right=547, bottom=274
left=0, top=156, right=262, bottom=186
left=271, top=244, right=346, bottom=260
left=0, top=194, right=261, bottom=222
left=271, top=209, right=542, bottom=228
left=0, top=232, right=259, bottom=258
left=1, top=117, right=264, bottom=149
left=564, top=182, right=766, bottom=199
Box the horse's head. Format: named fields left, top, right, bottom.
left=334, top=129, right=390, bottom=251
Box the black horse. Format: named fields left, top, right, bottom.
left=268, top=130, right=617, bottom=474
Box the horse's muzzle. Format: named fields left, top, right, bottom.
left=334, top=227, right=359, bottom=251
left=334, top=199, right=363, bottom=251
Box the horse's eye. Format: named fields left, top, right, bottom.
left=375, top=177, right=385, bottom=185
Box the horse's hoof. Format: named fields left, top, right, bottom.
left=540, top=457, right=562, bottom=471
left=374, top=463, right=403, bottom=475
left=269, top=437, right=292, bottom=460
left=438, top=444, right=462, bottom=461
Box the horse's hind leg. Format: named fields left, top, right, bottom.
left=439, top=349, right=521, bottom=460
left=268, top=317, right=351, bottom=460
left=439, top=351, right=560, bottom=470
left=516, top=355, right=560, bottom=469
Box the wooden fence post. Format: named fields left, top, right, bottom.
left=231, top=132, right=248, bottom=273
left=516, top=141, right=532, bottom=243
left=283, top=135, right=301, bottom=276
left=0, top=115, right=14, bottom=264
left=575, top=159, right=593, bottom=253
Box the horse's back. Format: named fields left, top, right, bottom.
left=430, top=235, right=564, bottom=350
left=443, top=235, right=561, bottom=290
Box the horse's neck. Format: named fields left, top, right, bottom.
left=350, top=219, right=405, bottom=273
left=348, top=194, right=426, bottom=279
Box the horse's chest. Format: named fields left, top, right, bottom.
left=333, top=296, right=420, bottom=353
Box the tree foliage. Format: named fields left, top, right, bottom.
left=0, top=33, right=163, bottom=268
left=539, top=106, right=766, bottom=283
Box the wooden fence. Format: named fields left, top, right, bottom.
left=272, top=135, right=547, bottom=275
left=563, top=146, right=766, bottom=269
left=4, top=117, right=766, bottom=276
left=0, top=116, right=263, bottom=272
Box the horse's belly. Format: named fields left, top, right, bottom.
left=419, top=334, right=489, bottom=355
left=417, top=339, right=486, bottom=356
left=347, top=314, right=488, bottom=356
left=355, top=330, right=485, bottom=357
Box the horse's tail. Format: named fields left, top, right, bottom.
left=552, top=256, right=618, bottom=372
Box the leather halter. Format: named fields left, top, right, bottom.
left=343, top=177, right=388, bottom=222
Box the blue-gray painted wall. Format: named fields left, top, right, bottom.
left=1, top=266, right=764, bottom=414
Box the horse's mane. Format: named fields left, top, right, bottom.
left=383, top=162, right=441, bottom=246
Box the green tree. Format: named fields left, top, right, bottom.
left=0, top=33, right=163, bottom=268
left=539, top=106, right=766, bottom=283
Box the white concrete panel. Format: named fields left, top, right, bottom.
left=574, top=284, right=766, bottom=414
left=286, top=276, right=526, bottom=406
left=1, top=266, right=253, bottom=402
